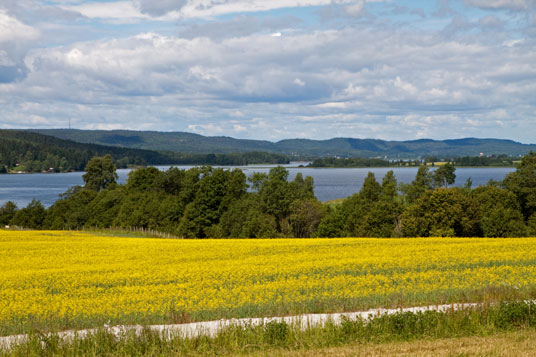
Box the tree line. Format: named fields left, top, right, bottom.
left=1, top=152, right=535, bottom=238
left=308, top=155, right=520, bottom=168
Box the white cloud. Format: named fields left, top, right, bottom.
left=464, top=0, right=534, bottom=10
left=63, top=0, right=374, bottom=20
left=60, top=1, right=149, bottom=20
left=0, top=9, right=39, bottom=43
left=293, top=78, right=306, bottom=87
left=0, top=10, right=40, bottom=83
left=344, top=0, right=366, bottom=17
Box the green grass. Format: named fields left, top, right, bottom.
left=323, top=198, right=345, bottom=207
left=3, top=301, right=536, bottom=356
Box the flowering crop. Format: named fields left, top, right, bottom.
left=1, top=231, right=536, bottom=334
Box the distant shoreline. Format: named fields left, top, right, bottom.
left=1, top=164, right=517, bottom=176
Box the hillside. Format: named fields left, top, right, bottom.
left=0, top=130, right=175, bottom=172
left=31, top=129, right=536, bottom=158
left=0, top=131, right=289, bottom=172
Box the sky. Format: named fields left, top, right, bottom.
left=0, top=0, right=535, bottom=142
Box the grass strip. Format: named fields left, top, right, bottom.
left=3, top=300, right=536, bottom=356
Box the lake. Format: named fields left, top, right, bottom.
left=0, top=165, right=515, bottom=208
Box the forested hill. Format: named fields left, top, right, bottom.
left=0, top=130, right=289, bottom=172
left=0, top=130, right=176, bottom=172
left=31, top=129, right=536, bottom=158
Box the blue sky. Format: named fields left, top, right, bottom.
left=0, top=0, right=535, bottom=142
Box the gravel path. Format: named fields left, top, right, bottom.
left=0, top=302, right=482, bottom=349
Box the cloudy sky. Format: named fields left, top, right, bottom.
left=0, top=0, right=535, bottom=142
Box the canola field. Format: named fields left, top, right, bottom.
left=2, top=230, right=536, bottom=335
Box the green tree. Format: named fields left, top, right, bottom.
left=503, top=151, right=536, bottom=220
left=0, top=201, right=17, bottom=225
left=381, top=170, right=398, bottom=200
left=85, top=186, right=125, bottom=228
left=433, top=163, right=456, bottom=188
left=528, top=213, right=536, bottom=236
left=400, top=188, right=478, bottom=237
left=472, top=186, right=526, bottom=237
left=315, top=206, right=345, bottom=238
left=82, top=155, right=118, bottom=192
left=360, top=172, right=381, bottom=203
left=44, top=189, right=97, bottom=229
left=177, top=168, right=246, bottom=238
left=288, top=173, right=315, bottom=201
left=402, top=166, right=433, bottom=203
left=288, top=199, right=326, bottom=238
left=11, top=199, right=46, bottom=229
left=126, top=167, right=162, bottom=192
left=357, top=200, right=402, bottom=237
left=219, top=196, right=278, bottom=238
left=248, top=172, right=268, bottom=192
left=258, top=166, right=292, bottom=223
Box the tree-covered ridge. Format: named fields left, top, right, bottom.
left=2, top=152, right=535, bottom=238
left=0, top=130, right=289, bottom=173
left=31, top=129, right=536, bottom=158
left=0, top=130, right=171, bottom=172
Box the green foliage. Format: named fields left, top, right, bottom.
left=316, top=206, right=345, bottom=238
left=288, top=199, right=326, bottom=238
left=527, top=213, right=536, bottom=236
left=44, top=188, right=98, bottom=230
left=360, top=172, right=381, bottom=203
left=401, top=188, right=478, bottom=237
left=338, top=171, right=402, bottom=237
left=381, top=170, right=398, bottom=200
left=433, top=163, right=456, bottom=188
left=258, top=166, right=292, bottom=222
left=503, top=151, right=536, bottom=220
left=402, top=166, right=433, bottom=204
left=10, top=199, right=46, bottom=229
left=472, top=186, right=526, bottom=237
left=178, top=168, right=247, bottom=238
left=0, top=130, right=169, bottom=172
left=0, top=201, right=17, bottom=226
left=309, top=157, right=395, bottom=167
left=453, top=154, right=518, bottom=167
left=82, top=155, right=118, bottom=192
left=126, top=166, right=163, bottom=192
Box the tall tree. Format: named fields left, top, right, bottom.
left=433, top=163, right=456, bottom=188
left=403, top=166, right=433, bottom=203
left=381, top=170, right=398, bottom=200
left=472, top=186, right=526, bottom=237
left=360, top=172, right=381, bottom=203
left=503, top=151, right=536, bottom=220
left=82, top=155, right=118, bottom=192
left=0, top=201, right=17, bottom=225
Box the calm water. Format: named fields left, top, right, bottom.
left=0, top=165, right=515, bottom=208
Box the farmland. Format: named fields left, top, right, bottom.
left=2, top=230, right=536, bottom=336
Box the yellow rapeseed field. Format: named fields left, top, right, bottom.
left=1, top=230, right=536, bottom=334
